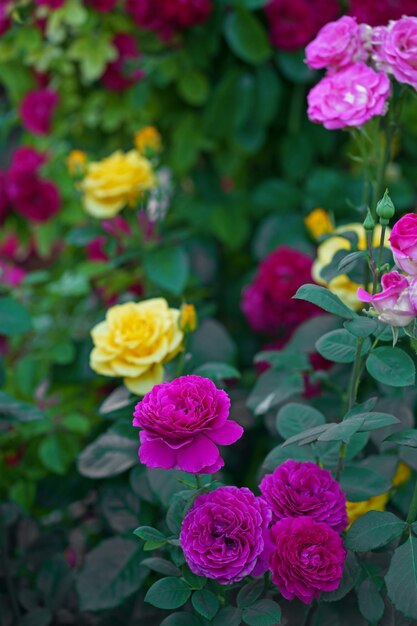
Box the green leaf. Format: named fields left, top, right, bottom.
left=224, top=8, right=271, bottom=65
left=145, top=577, right=191, bottom=610
left=385, top=534, right=417, bottom=620
left=275, top=50, right=315, bottom=83
left=68, top=34, right=117, bottom=83
left=182, top=565, right=207, bottom=590
left=252, top=178, right=301, bottom=213
left=337, top=250, right=367, bottom=274
left=321, top=551, right=359, bottom=602
left=317, top=419, right=364, bottom=444
left=77, top=431, right=137, bottom=479
left=141, top=558, right=181, bottom=577
left=178, top=70, right=209, bottom=106
left=133, top=526, right=166, bottom=542
left=353, top=411, right=399, bottom=431
left=255, top=350, right=311, bottom=371
left=384, top=429, right=417, bottom=447
left=344, top=317, right=378, bottom=338
left=38, top=433, right=79, bottom=475
left=76, top=538, right=147, bottom=611
left=346, top=511, right=406, bottom=551
left=0, top=391, right=45, bottom=422
left=316, top=330, right=370, bottom=364
left=276, top=403, right=325, bottom=440
left=366, top=347, right=416, bottom=387
left=282, top=423, right=331, bottom=447
left=237, top=579, right=265, bottom=608
left=293, top=285, right=354, bottom=319
left=193, top=362, right=240, bottom=383
left=358, top=579, right=384, bottom=624
left=213, top=607, right=242, bottom=626
left=340, top=466, right=391, bottom=501
left=160, top=614, right=202, bottom=626
left=192, top=589, right=219, bottom=619
left=247, top=370, right=304, bottom=416
left=144, top=246, right=189, bottom=295
left=242, top=599, right=282, bottom=626
left=0, top=297, right=31, bottom=336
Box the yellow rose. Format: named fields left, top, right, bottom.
left=346, top=493, right=389, bottom=529
left=305, top=208, right=334, bottom=240
left=312, top=223, right=391, bottom=310
left=90, top=298, right=183, bottom=395
left=67, top=150, right=87, bottom=175
left=134, top=126, right=162, bottom=155
left=392, top=462, right=412, bottom=487
left=81, top=150, right=155, bottom=218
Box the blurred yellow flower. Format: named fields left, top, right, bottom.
left=81, top=150, right=155, bottom=218
left=90, top=298, right=183, bottom=395
left=67, top=150, right=87, bottom=175
left=312, top=223, right=391, bottom=310
left=305, top=208, right=334, bottom=240
left=134, top=126, right=162, bottom=155
left=346, top=493, right=389, bottom=529
left=392, top=462, right=412, bottom=487
left=180, top=303, right=197, bottom=333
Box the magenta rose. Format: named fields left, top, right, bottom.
left=127, top=0, right=212, bottom=38
left=20, top=88, right=59, bottom=136
left=308, top=62, right=391, bottom=130
left=86, top=0, right=117, bottom=11
left=305, top=16, right=368, bottom=71
left=375, top=17, right=417, bottom=89
left=35, top=0, right=65, bottom=8
left=102, top=33, right=144, bottom=91
left=0, top=171, right=10, bottom=222
left=389, top=213, right=417, bottom=274
left=0, top=2, right=11, bottom=36
left=349, top=0, right=417, bottom=27
left=259, top=460, right=347, bottom=532
left=180, top=486, right=272, bottom=584
left=133, top=375, right=243, bottom=474
left=358, top=271, right=415, bottom=327
left=264, top=0, right=340, bottom=51
left=269, top=516, right=346, bottom=603
left=241, top=246, right=320, bottom=335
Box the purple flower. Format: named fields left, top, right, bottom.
left=305, top=16, right=369, bottom=71
left=307, top=62, right=391, bottom=130
left=270, top=516, right=346, bottom=603
left=389, top=213, right=417, bottom=275
left=358, top=271, right=415, bottom=327
left=133, top=375, right=243, bottom=474
left=20, top=89, right=59, bottom=136
left=259, top=460, right=347, bottom=532
left=180, top=486, right=272, bottom=584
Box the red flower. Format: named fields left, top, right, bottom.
left=349, top=0, right=417, bottom=26
left=127, top=0, right=212, bottom=39
left=102, top=34, right=144, bottom=91
left=20, top=89, right=59, bottom=136
left=35, top=0, right=65, bottom=8
left=86, top=0, right=117, bottom=11
left=264, top=0, right=340, bottom=51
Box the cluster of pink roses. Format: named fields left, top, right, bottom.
left=358, top=213, right=417, bottom=327
left=0, top=147, right=60, bottom=223
left=307, top=15, right=417, bottom=130
left=133, top=378, right=347, bottom=602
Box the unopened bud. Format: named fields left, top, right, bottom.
left=376, top=189, right=395, bottom=224
left=363, top=208, right=375, bottom=231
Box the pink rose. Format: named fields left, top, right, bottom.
left=102, top=33, right=144, bottom=91
left=389, top=213, right=417, bottom=274
left=357, top=271, right=415, bottom=327
left=133, top=375, right=243, bottom=474
left=307, top=62, right=391, bottom=130
left=269, top=516, right=346, bottom=604
left=376, top=17, right=417, bottom=89
left=265, top=0, right=340, bottom=51
left=20, top=89, right=59, bottom=135
left=305, top=16, right=368, bottom=71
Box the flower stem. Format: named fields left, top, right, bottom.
left=406, top=479, right=417, bottom=526
left=372, top=225, right=387, bottom=295
left=195, top=474, right=202, bottom=490
left=304, top=601, right=318, bottom=626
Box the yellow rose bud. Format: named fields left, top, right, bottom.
left=180, top=304, right=197, bottom=333
left=305, top=208, right=334, bottom=240
left=90, top=298, right=183, bottom=395
left=134, top=126, right=162, bottom=156
left=392, top=462, right=412, bottom=488
left=346, top=493, right=389, bottom=529
left=67, top=150, right=87, bottom=176
left=312, top=223, right=391, bottom=310
left=80, top=150, right=155, bottom=219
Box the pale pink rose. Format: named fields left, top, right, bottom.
left=357, top=271, right=415, bottom=327
left=307, top=62, right=391, bottom=130
left=376, top=17, right=417, bottom=89
left=305, top=16, right=368, bottom=71
left=389, top=213, right=417, bottom=274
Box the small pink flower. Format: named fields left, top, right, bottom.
left=377, top=17, right=417, bottom=90
left=358, top=271, right=415, bottom=327
left=20, top=89, right=59, bottom=135
left=305, top=16, right=368, bottom=71
left=307, top=62, right=391, bottom=130
left=269, top=516, right=346, bottom=603
left=133, top=375, right=243, bottom=474
left=389, top=213, right=417, bottom=274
